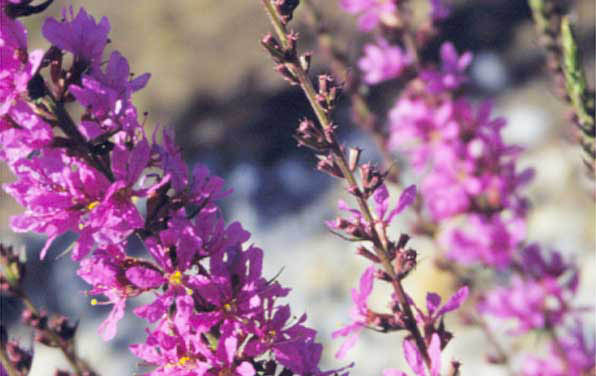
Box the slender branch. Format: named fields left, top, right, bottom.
left=259, top=0, right=432, bottom=368
left=15, top=288, right=96, bottom=376
left=301, top=0, right=400, bottom=183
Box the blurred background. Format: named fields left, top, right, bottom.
left=0, top=0, right=594, bottom=374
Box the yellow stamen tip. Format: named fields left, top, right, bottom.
left=178, top=356, right=191, bottom=366
left=87, top=201, right=100, bottom=210
left=90, top=298, right=98, bottom=306
left=169, top=271, right=182, bottom=285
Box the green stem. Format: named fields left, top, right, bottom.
left=560, top=17, right=595, bottom=174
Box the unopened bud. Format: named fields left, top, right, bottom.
left=294, top=119, right=330, bottom=151
left=275, top=64, right=299, bottom=86
left=299, top=52, right=312, bottom=72
left=274, top=0, right=300, bottom=24
left=356, top=246, right=380, bottom=263
left=348, top=148, right=361, bottom=172
left=316, top=154, right=344, bottom=178
left=261, top=33, right=285, bottom=62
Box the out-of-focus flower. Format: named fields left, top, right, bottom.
left=339, top=0, right=396, bottom=31
left=359, top=40, right=410, bottom=84
left=478, top=245, right=580, bottom=332
left=421, top=42, right=472, bottom=93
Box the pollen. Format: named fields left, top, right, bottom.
left=169, top=271, right=183, bottom=285
left=90, top=298, right=98, bottom=306
left=87, top=201, right=100, bottom=210
left=178, top=356, right=191, bottom=366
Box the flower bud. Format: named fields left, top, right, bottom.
left=294, top=119, right=330, bottom=151
left=261, top=33, right=285, bottom=62
left=299, top=52, right=311, bottom=72
left=359, top=163, right=386, bottom=197
left=275, top=64, right=299, bottom=86
left=348, top=148, right=361, bottom=172
left=274, top=0, right=300, bottom=24
left=356, top=246, right=380, bottom=263
left=316, top=153, right=344, bottom=178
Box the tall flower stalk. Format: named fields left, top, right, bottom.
left=260, top=1, right=468, bottom=375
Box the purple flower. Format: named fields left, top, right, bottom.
left=385, top=334, right=443, bottom=376
left=0, top=101, right=52, bottom=166
left=42, top=7, right=110, bottom=64
left=521, top=322, right=595, bottom=376
left=429, top=0, right=451, bottom=22
left=5, top=150, right=109, bottom=258
left=358, top=40, right=410, bottom=84
left=77, top=244, right=150, bottom=340
left=339, top=0, right=397, bottom=31
left=0, top=9, right=44, bottom=115
left=412, top=287, right=469, bottom=328
left=420, top=42, right=472, bottom=93
left=478, top=245, right=579, bottom=333
left=388, top=97, right=458, bottom=170
left=439, top=214, right=525, bottom=267
left=69, top=51, right=150, bottom=122
left=373, top=184, right=417, bottom=226
left=332, top=266, right=375, bottom=359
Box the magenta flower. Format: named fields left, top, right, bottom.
left=429, top=0, right=451, bottom=22
left=332, top=266, right=376, bottom=359
left=478, top=245, right=579, bottom=332
left=388, top=98, right=458, bottom=170
left=521, top=322, right=595, bottom=376
left=0, top=7, right=44, bottom=115
left=0, top=101, right=52, bottom=166
left=383, top=334, right=443, bottom=376
left=77, top=244, right=154, bottom=340
left=373, top=184, right=417, bottom=226
left=42, top=6, right=110, bottom=64
left=439, top=214, right=525, bottom=267
left=412, top=287, right=469, bottom=328
left=339, top=0, right=396, bottom=31
left=358, top=40, right=410, bottom=84
left=69, top=51, right=150, bottom=123
left=420, top=42, right=472, bottom=93
left=4, top=150, right=110, bottom=259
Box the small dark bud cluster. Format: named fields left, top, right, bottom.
left=3, top=340, right=33, bottom=375
left=359, top=163, right=387, bottom=198
left=274, top=0, right=300, bottom=24
left=316, top=75, right=338, bottom=113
